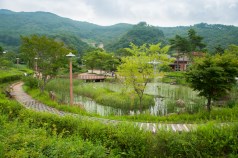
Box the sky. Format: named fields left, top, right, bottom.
left=0, top=0, right=238, bottom=27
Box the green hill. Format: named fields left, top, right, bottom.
left=105, top=22, right=165, bottom=52
left=159, top=23, right=238, bottom=51
left=1, top=9, right=238, bottom=53
left=0, top=9, right=132, bottom=52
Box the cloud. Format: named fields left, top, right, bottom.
left=0, top=0, right=238, bottom=26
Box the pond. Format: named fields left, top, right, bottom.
left=70, top=82, right=205, bottom=116
left=73, top=95, right=167, bottom=116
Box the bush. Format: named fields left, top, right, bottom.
left=23, top=76, right=38, bottom=89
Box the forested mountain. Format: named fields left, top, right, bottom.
left=0, top=9, right=132, bottom=52
left=105, top=22, right=165, bottom=52
left=1, top=9, right=238, bottom=53
left=159, top=23, right=238, bottom=51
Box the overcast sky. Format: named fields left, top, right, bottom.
left=0, top=0, right=238, bottom=26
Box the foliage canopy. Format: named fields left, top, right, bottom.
left=20, top=35, right=72, bottom=92
left=186, top=52, right=238, bottom=112
left=117, top=43, right=173, bottom=109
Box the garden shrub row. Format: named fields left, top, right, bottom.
left=0, top=74, right=22, bottom=84
left=0, top=68, right=32, bottom=84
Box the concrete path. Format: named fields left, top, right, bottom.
left=11, top=82, right=196, bottom=133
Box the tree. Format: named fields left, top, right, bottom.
left=20, top=35, right=72, bottom=92
left=213, top=45, right=225, bottom=55
left=83, top=49, right=120, bottom=73
left=169, top=35, right=190, bottom=70
left=0, top=46, right=3, bottom=54
left=117, top=43, right=172, bottom=109
left=225, top=44, right=238, bottom=56
left=185, top=53, right=238, bottom=112
left=170, top=29, right=206, bottom=70
left=188, top=29, right=206, bottom=51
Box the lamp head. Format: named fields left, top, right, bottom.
left=66, top=52, right=75, bottom=58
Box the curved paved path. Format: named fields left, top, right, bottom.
left=11, top=82, right=196, bottom=133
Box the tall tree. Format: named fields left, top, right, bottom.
left=169, top=35, right=190, bottom=70
left=20, top=35, right=71, bottom=92
left=117, top=43, right=172, bottom=109
left=83, top=49, right=119, bottom=73
left=0, top=46, right=3, bottom=55
left=188, top=29, right=206, bottom=51
left=170, top=29, right=206, bottom=70
left=185, top=53, right=238, bottom=112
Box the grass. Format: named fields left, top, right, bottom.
left=0, top=66, right=33, bottom=84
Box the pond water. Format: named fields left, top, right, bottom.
left=73, top=95, right=167, bottom=116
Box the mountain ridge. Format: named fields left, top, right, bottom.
left=1, top=9, right=238, bottom=52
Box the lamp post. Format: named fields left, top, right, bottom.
left=16, top=58, right=20, bottom=69
left=34, top=57, right=38, bottom=72
left=66, top=52, right=75, bottom=105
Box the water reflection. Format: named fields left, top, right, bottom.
left=74, top=95, right=165, bottom=116
left=70, top=82, right=205, bottom=116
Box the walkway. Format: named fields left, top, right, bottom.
left=11, top=82, right=196, bottom=133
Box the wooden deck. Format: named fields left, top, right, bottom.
left=60, top=73, right=107, bottom=82
left=77, top=73, right=106, bottom=82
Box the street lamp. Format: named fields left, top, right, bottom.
left=66, top=52, right=75, bottom=105
left=34, top=57, right=38, bottom=72
left=16, top=58, right=20, bottom=69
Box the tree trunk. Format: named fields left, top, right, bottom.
left=139, top=96, right=143, bottom=111
left=207, top=97, right=212, bottom=113
left=40, top=77, right=47, bottom=93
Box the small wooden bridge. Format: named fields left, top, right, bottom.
left=71, top=73, right=108, bottom=82
left=77, top=74, right=106, bottom=82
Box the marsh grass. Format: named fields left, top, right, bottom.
left=22, top=76, right=238, bottom=123
left=46, top=79, right=154, bottom=110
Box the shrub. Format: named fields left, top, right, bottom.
left=23, top=76, right=38, bottom=89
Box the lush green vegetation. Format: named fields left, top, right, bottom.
left=186, top=53, right=238, bottom=112
left=1, top=63, right=238, bottom=157
left=20, top=35, right=73, bottom=92
left=117, top=43, right=172, bottom=109
left=82, top=48, right=120, bottom=72
left=1, top=82, right=238, bottom=157
left=22, top=78, right=237, bottom=124
left=2, top=8, right=238, bottom=157
left=43, top=78, right=154, bottom=111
